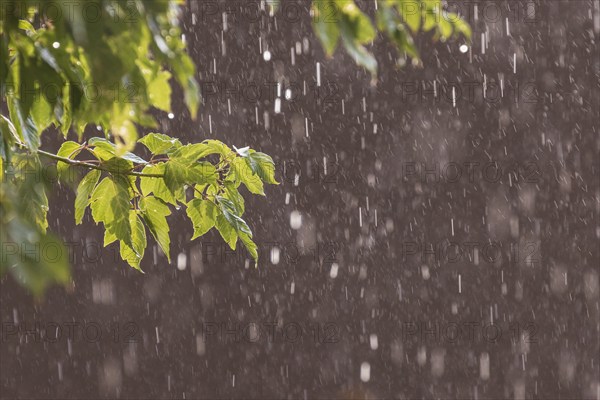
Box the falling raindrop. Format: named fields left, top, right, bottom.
left=316, top=62, right=321, bottom=87
left=330, top=263, right=339, bottom=279
left=270, top=247, right=280, bottom=265
left=360, top=362, right=371, bottom=382
left=290, top=211, right=302, bottom=229
left=177, top=253, right=187, bottom=271
left=274, top=98, right=281, bottom=113
left=369, top=334, right=379, bottom=350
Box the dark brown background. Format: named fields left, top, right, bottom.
left=1, top=0, right=599, bottom=399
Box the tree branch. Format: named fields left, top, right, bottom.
left=17, top=144, right=164, bottom=178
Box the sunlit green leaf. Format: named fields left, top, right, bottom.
left=217, top=196, right=252, bottom=236
left=139, top=133, right=182, bottom=155
left=438, top=18, right=453, bottom=39
left=140, top=196, right=171, bottom=261
left=90, top=176, right=133, bottom=247
left=224, top=182, right=245, bottom=215
left=336, top=0, right=376, bottom=43
left=186, top=198, right=217, bottom=239
left=7, top=230, right=70, bottom=297
left=239, top=231, right=259, bottom=264
left=312, top=0, right=341, bottom=56
left=120, top=211, right=147, bottom=271
left=74, top=169, right=101, bottom=224
left=164, top=159, right=188, bottom=194
left=147, top=70, right=172, bottom=113
left=232, top=157, right=265, bottom=195
left=245, top=151, right=279, bottom=185
left=398, top=0, right=421, bottom=33
left=140, top=163, right=182, bottom=205
left=56, top=141, right=82, bottom=180
left=215, top=214, right=238, bottom=250
left=89, top=138, right=147, bottom=164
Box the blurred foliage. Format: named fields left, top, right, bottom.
left=0, top=0, right=469, bottom=295
left=0, top=0, right=277, bottom=295
left=0, top=151, right=70, bottom=296
left=309, top=0, right=471, bottom=76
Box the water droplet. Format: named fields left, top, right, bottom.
left=52, top=42, right=60, bottom=49
left=369, top=334, right=378, bottom=350
left=270, top=247, right=280, bottom=265
left=177, top=252, right=187, bottom=270
left=290, top=211, right=302, bottom=229
left=330, top=263, right=339, bottom=279
left=480, top=352, right=490, bottom=380
left=168, top=112, right=174, bottom=119
left=360, top=362, right=371, bottom=382
left=274, top=98, right=281, bottom=114
left=459, top=44, right=469, bottom=53
left=263, top=51, right=271, bottom=61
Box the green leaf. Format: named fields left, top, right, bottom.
left=59, top=81, right=72, bottom=137
left=171, top=53, right=200, bottom=119
left=8, top=97, right=39, bottom=151
left=89, top=176, right=133, bottom=247
left=239, top=231, right=259, bottom=264
left=119, top=211, right=147, bottom=271
left=422, top=9, right=438, bottom=32
left=8, top=231, right=71, bottom=297
left=339, top=22, right=378, bottom=76
left=89, top=138, right=147, bottom=164
left=0, top=115, right=18, bottom=150
left=186, top=198, right=217, bottom=239
left=377, top=5, right=419, bottom=60
left=25, top=182, right=49, bottom=233
left=30, top=94, right=54, bottom=133
left=217, top=196, right=252, bottom=236
left=56, top=141, right=82, bottom=180
left=139, top=133, right=182, bottom=155
left=147, top=69, right=172, bottom=113
left=102, top=157, right=134, bottom=176
left=213, top=195, right=257, bottom=250
left=164, top=159, right=188, bottom=194
left=74, top=169, right=101, bottom=224
left=215, top=214, right=238, bottom=250
left=170, top=140, right=231, bottom=160
left=140, top=163, right=182, bottom=205
left=187, top=162, right=218, bottom=185
left=140, top=196, right=171, bottom=261
left=312, top=0, right=341, bottom=56
left=104, top=229, right=118, bottom=246
left=336, top=0, right=376, bottom=43
left=224, top=182, right=245, bottom=215
left=0, top=36, right=7, bottom=93
left=438, top=18, right=453, bottom=39
left=168, top=142, right=210, bottom=160
left=246, top=151, right=279, bottom=185
left=398, top=0, right=421, bottom=33
left=232, top=157, right=265, bottom=195
left=164, top=156, right=217, bottom=195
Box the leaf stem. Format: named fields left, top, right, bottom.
left=17, top=143, right=165, bottom=178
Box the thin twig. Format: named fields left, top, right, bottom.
left=16, top=143, right=165, bottom=178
